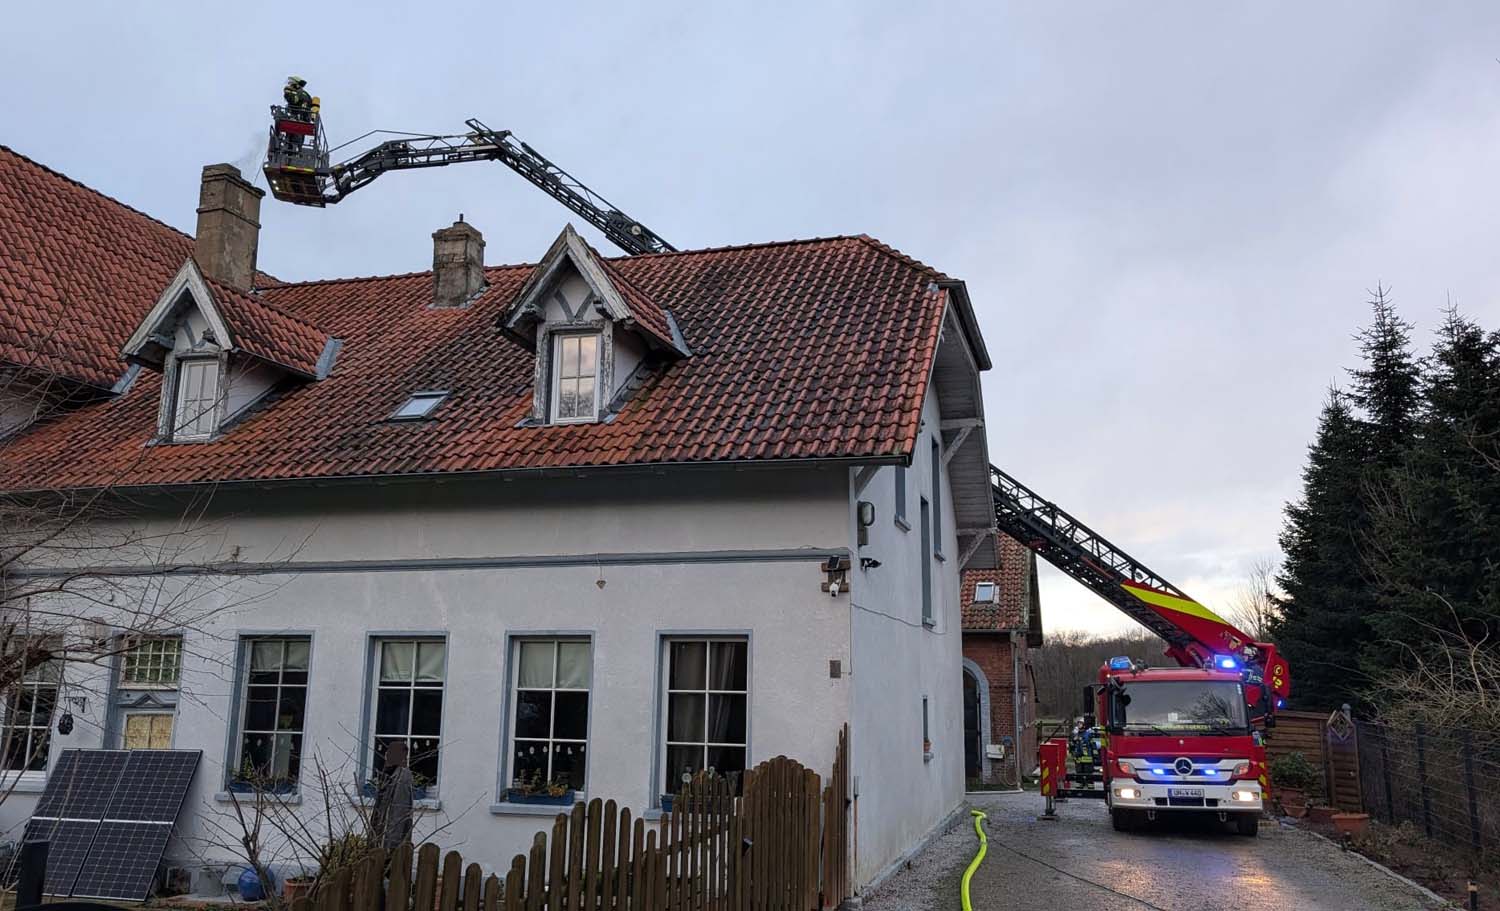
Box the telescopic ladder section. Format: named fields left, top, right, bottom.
left=264, top=113, right=674, bottom=256
left=989, top=464, right=1291, bottom=705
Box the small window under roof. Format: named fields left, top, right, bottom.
left=391, top=391, right=448, bottom=421
left=973, top=581, right=997, bottom=603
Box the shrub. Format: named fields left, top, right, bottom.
left=1270, top=751, right=1321, bottom=793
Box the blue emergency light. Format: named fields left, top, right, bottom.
left=1215, top=655, right=1238, bottom=670
left=1108, top=656, right=1133, bottom=671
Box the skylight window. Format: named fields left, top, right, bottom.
left=973, top=582, right=997, bottom=603
left=391, top=391, right=448, bottom=421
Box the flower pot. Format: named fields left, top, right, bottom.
left=1308, top=805, right=1336, bottom=824
left=1331, top=812, right=1369, bottom=837
left=1276, top=787, right=1306, bottom=807
left=659, top=795, right=674, bottom=814
left=283, top=877, right=316, bottom=904
left=1283, top=803, right=1308, bottom=819
left=504, top=788, right=576, bottom=806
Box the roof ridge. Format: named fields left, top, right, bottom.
left=0, top=144, right=196, bottom=246
left=604, top=234, right=865, bottom=261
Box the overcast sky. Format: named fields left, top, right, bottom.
left=5, top=3, right=1499, bottom=636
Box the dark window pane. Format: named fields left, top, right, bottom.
left=515, top=691, right=552, bottom=739
left=710, top=642, right=747, bottom=690
left=25, top=730, right=48, bottom=771
left=553, top=691, right=588, bottom=740
left=240, top=732, right=273, bottom=778
left=376, top=689, right=411, bottom=735
left=373, top=737, right=400, bottom=772
left=29, top=688, right=56, bottom=726
left=706, top=746, right=746, bottom=777
left=512, top=740, right=549, bottom=785
left=244, top=687, right=279, bottom=731
left=4, top=731, right=30, bottom=770
left=669, top=642, right=707, bottom=690
left=410, top=737, right=440, bottom=785
left=274, top=733, right=302, bottom=784
left=552, top=741, right=586, bottom=790
left=707, top=694, right=746, bottom=744
left=247, top=670, right=280, bottom=686
left=665, top=745, right=703, bottom=792
left=667, top=693, right=705, bottom=742
left=411, top=689, right=443, bottom=736
left=277, top=686, right=307, bottom=731
left=280, top=670, right=309, bottom=686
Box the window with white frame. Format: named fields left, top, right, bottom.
left=662, top=638, right=748, bottom=794
left=972, top=582, right=997, bottom=604
left=172, top=357, right=221, bottom=440
left=121, top=636, right=182, bottom=687
left=1, top=649, right=58, bottom=772
left=233, top=637, right=309, bottom=791
left=550, top=333, right=599, bottom=423
left=371, top=639, right=445, bottom=791
left=509, top=639, right=591, bottom=792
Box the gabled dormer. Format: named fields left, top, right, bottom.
left=120, top=259, right=336, bottom=442
left=502, top=225, right=689, bottom=425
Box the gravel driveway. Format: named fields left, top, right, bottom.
left=864, top=791, right=1449, bottom=911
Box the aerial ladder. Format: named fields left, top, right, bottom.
left=989, top=463, right=1291, bottom=718
left=263, top=104, right=673, bottom=256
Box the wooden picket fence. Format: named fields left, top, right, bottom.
left=298, top=725, right=851, bottom=911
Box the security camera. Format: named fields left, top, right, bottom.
left=829, top=580, right=841, bottom=597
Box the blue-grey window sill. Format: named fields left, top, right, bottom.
left=215, top=791, right=303, bottom=806
left=934, top=551, right=946, bottom=563
left=893, top=516, right=911, bottom=533
left=353, top=795, right=443, bottom=811
left=922, top=617, right=936, bottom=630
left=642, top=808, right=665, bottom=822
left=489, top=800, right=584, bottom=817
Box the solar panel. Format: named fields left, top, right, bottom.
left=105, top=750, right=201, bottom=822
left=70, top=821, right=171, bottom=901
left=23, top=817, right=98, bottom=896
left=33, top=749, right=129, bottom=821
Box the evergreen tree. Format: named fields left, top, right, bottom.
left=1365, top=308, right=1500, bottom=668
left=1273, top=388, right=1370, bottom=708
left=1347, top=285, right=1422, bottom=471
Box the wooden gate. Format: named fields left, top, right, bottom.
left=1265, top=708, right=1362, bottom=811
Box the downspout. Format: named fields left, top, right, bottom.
left=1012, top=630, right=1023, bottom=787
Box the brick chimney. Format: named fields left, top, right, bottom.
left=194, top=164, right=265, bottom=293
left=432, top=218, right=485, bottom=308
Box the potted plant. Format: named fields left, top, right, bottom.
left=282, top=874, right=316, bottom=904
left=504, top=770, right=575, bottom=806
left=1331, top=812, right=1369, bottom=837
left=1308, top=803, right=1336, bottom=824
left=1269, top=752, right=1319, bottom=815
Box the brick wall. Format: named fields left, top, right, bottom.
left=963, top=632, right=1038, bottom=784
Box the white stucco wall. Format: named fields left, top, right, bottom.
left=0, top=470, right=860, bottom=883
left=847, top=388, right=966, bottom=887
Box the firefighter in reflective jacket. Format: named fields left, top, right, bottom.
left=283, top=76, right=312, bottom=115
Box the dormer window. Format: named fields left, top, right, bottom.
left=170, top=356, right=222, bottom=441
left=551, top=333, right=600, bottom=423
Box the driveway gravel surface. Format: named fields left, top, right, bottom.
left=864, top=790, right=1449, bottom=911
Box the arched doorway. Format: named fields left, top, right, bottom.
left=963, top=669, right=981, bottom=780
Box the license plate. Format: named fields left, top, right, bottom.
left=1169, top=787, right=1204, bottom=798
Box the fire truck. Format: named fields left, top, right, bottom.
left=988, top=466, right=1293, bottom=836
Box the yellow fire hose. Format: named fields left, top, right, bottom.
left=960, top=809, right=988, bottom=911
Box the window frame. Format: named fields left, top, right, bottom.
left=502, top=635, right=594, bottom=799
left=549, top=331, right=602, bottom=424
left=930, top=438, right=943, bottom=557
left=389, top=391, right=449, bottom=422
left=120, top=635, right=183, bottom=689
left=656, top=634, right=751, bottom=800
left=1, top=650, right=58, bottom=776
left=170, top=354, right=222, bottom=441
left=920, top=498, right=934, bottom=626
left=972, top=582, right=997, bottom=604
left=229, top=635, right=312, bottom=794
left=366, top=636, right=448, bottom=795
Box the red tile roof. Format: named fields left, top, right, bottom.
left=0, top=146, right=277, bottom=389
left=201, top=273, right=330, bottom=378
left=961, top=535, right=1033, bottom=630
left=0, top=152, right=953, bottom=490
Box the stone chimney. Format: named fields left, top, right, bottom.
left=194, top=164, right=265, bottom=293
left=432, top=218, right=485, bottom=308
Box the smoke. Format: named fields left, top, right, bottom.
left=232, top=130, right=265, bottom=187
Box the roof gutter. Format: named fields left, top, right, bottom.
left=1, top=452, right=908, bottom=500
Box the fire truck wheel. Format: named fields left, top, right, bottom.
left=1110, top=808, right=1137, bottom=832
left=1234, top=813, right=1260, bottom=837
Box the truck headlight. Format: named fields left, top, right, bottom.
left=1231, top=789, right=1258, bottom=802
left=1116, top=787, right=1140, bottom=800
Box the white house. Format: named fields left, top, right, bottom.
left=0, top=151, right=998, bottom=894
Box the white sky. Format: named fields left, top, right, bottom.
left=5, top=2, right=1499, bottom=635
